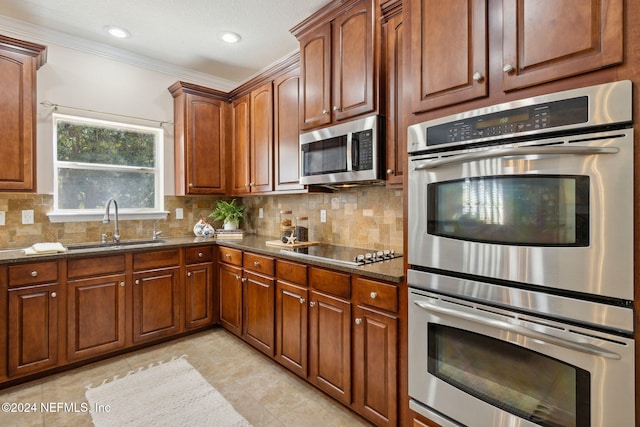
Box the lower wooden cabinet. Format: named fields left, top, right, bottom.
left=275, top=280, right=308, bottom=377
left=218, top=262, right=243, bottom=336
left=185, top=262, right=214, bottom=329
left=7, top=283, right=59, bottom=377
left=242, top=270, right=275, bottom=355
left=132, top=266, right=181, bottom=343
left=308, top=290, right=352, bottom=405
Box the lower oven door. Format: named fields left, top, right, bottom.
left=408, top=287, right=635, bottom=427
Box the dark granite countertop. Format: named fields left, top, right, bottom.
left=0, top=234, right=404, bottom=283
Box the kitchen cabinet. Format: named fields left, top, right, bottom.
left=0, top=35, right=47, bottom=192
left=6, top=261, right=59, bottom=377
left=381, top=4, right=405, bottom=187
left=409, top=0, right=623, bottom=113
left=308, top=267, right=352, bottom=405
left=352, top=278, right=398, bottom=427
left=231, top=94, right=251, bottom=195
left=66, top=255, right=126, bottom=361
left=275, top=259, right=308, bottom=377
left=218, top=247, right=243, bottom=335
left=169, top=81, right=228, bottom=195
left=132, top=249, right=181, bottom=343
left=184, top=246, right=215, bottom=329
left=242, top=252, right=275, bottom=355
left=273, top=70, right=304, bottom=192
left=294, top=0, right=377, bottom=130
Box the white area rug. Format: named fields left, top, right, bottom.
left=85, top=355, right=252, bottom=427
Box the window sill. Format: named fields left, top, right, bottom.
left=47, top=211, right=170, bottom=223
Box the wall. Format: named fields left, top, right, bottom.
left=0, top=35, right=404, bottom=251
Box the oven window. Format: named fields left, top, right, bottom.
left=427, top=175, right=589, bottom=246
left=428, top=324, right=590, bottom=427
left=301, top=136, right=348, bottom=176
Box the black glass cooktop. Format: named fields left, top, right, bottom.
left=280, top=243, right=401, bottom=266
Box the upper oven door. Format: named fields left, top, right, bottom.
left=408, top=128, right=634, bottom=301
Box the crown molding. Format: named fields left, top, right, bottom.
left=0, top=15, right=239, bottom=92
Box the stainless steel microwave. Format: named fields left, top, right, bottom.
left=299, top=115, right=383, bottom=186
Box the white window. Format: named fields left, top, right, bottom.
left=48, top=113, right=166, bottom=223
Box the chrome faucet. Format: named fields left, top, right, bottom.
left=103, top=198, right=120, bottom=243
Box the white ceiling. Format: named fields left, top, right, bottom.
left=0, top=0, right=331, bottom=91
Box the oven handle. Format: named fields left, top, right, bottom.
left=414, top=146, right=619, bottom=170
left=413, top=300, right=622, bottom=360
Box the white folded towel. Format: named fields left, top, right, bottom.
left=24, top=242, right=67, bottom=255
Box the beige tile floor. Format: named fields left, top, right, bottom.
left=0, top=328, right=372, bottom=427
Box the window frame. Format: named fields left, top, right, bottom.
left=48, top=113, right=168, bottom=223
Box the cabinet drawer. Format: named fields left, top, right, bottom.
left=9, top=261, right=58, bottom=286
left=185, top=246, right=213, bottom=264
left=354, top=278, right=398, bottom=313
left=244, top=252, right=275, bottom=276
left=133, top=249, right=180, bottom=270
left=219, top=246, right=242, bottom=266
left=276, top=259, right=307, bottom=285
left=67, top=255, right=126, bottom=279
left=309, top=267, right=351, bottom=299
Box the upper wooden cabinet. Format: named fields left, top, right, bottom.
left=293, top=0, right=378, bottom=130
left=0, top=35, right=47, bottom=192
left=169, top=81, right=228, bottom=195
left=231, top=94, right=251, bottom=195
left=409, top=0, right=623, bottom=113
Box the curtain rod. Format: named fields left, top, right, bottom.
left=40, top=101, right=173, bottom=127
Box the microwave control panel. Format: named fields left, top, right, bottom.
left=353, top=129, right=374, bottom=170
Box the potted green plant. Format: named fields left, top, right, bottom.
left=209, top=199, right=246, bottom=230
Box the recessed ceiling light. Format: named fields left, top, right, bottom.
left=104, top=25, right=130, bottom=39
left=218, top=31, right=241, bottom=44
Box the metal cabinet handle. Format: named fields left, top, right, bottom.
left=333, top=105, right=339, bottom=111
left=386, top=169, right=393, bottom=175
left=253, top=261, right=260, bottom=267
left=225, top=253, right=231, bottom=258
left=120, top=281, right=125, bottom=287
left=135, top=279, right=140, bottom=285
left=300, top=298, right=306, bottom=304
left=198, top=252, right=203, bottom=258
left=189, top=183, right=194, bottom=187
left=187, top=272, right=192, bottom=277
left=370, top=291, right=378, bottom=299
left=355, top=318, right=362, bottom=325
left=31, top=271, right=38, bottom=277
left=309, top=301, right=316, bottom=307
left=503, top=63, right=515, bottom=73
left=472, top=71, right=484, bottom=81
left=51, top=292, right=57, bottom=298
left=249, top=182, right=254, bottom=187
left=241, top=277, right=247, bottom=283
left=235, top=274, right=240, bottom=280
left=322, top=109, right=328, bottom=115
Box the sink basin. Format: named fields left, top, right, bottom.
left=66, top=239, right=166, bottom=251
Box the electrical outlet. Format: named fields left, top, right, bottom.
left=320, top=209, right=327, bottom=223
left=259, top=208, right=264, bottom=219
left=175, top=208, right=184, bottom=219
left=22, top=210, right=34, bottom=225
left=0, top=211, right=5, bottom=226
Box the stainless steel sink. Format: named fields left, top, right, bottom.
left=66, top=239, right=166, bottom=251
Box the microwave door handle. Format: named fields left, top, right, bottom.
left=346, top=133, right=353, bottom=171
left=413, top=300, right=622, bottom=360
left=414, top=146, right=619, bottom=170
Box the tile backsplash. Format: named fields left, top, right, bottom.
left=0, top=186, right=403, bottom=251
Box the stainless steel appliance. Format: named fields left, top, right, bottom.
left=299, top=115, right=384, bottom=186
left=406, top=81, right=635, bottom=427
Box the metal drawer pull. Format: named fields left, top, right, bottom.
left=135, top=279, right=140, bottom=285
left=309, top=301, right=316, bottom=307
left=414, top=300, right=621, bottom=360
left=225, top=253, right=231, bottom=258
left=253, top=261, right=260, bottom=267
left=299, top=298, right=306, bottom=304
left=51, top=292, right=57, bottom=298
left=235, top=274, right=240, bottom=280
left=31, top=271, right=38, bottom=277
left=370, top=291, right=378, bottom=299
left=415, top=146, right=619, bottom=170
left=120, top=282, right=125, bottom=287
left=355, top=318, right=362, bottom=325
left=198, top=252, right=203, bottom=257
left=187, top=272, right=191, bottom=277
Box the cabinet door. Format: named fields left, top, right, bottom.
left=8, top=284, right=58, bottom=376
left=243, top=271, right=275, bottom=355
left=273, top=70, right=304, bottom=191
left=179, top=94, right=226, bottom=195
left=250, top=82, right=273, bottom=193
left=299, top=23, right=332, bottom=130
left=352, top=306, right=398, bottom=427
left=308, top=290, right=351, bottom=404
left=331, top=0, right=376, bottom=122
left=410, top=0, right=487, bottom=112
left=0, top=37, right=45, bottom=192
left=275, top=280, right=308, bottom=377
left=382, top=12, right=405, bottom=187
left=67, top=274, right=126, bottom=361
left=132, top=267, right=181, bottom=343
left=218, top=262, right=243, bottom=335
left=231, top=95, right=251, bottom=195
left=185, top=262, right=214, bottom=329
left=501, top=0, right=623, bottom=91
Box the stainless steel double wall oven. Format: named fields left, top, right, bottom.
left=406, top=81, right=635, bottom=427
